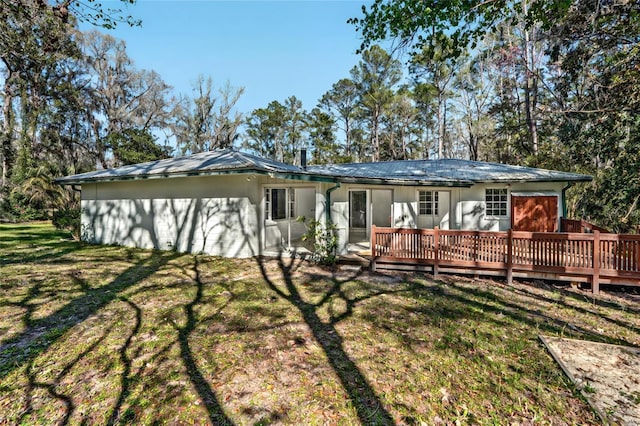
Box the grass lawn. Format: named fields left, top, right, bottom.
left=1, top=222, right=639, bottom=425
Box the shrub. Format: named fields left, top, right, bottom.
left=52, top=207, right=81, bottom=240
left=297, top=216, right=339, bottom=265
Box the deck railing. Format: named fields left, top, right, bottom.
left=560, top=218, right=610, bottom=234
left=371, top=225, right=640, bottom=294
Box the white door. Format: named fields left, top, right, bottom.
left=417, top=190, right=450, bottom=229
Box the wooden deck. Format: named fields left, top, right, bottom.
left=370, top=226, right=640, bottom=294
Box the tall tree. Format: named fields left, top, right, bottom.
left=410, top=37, right=462, bottom=159
left=381, top=86, right=420, bottom=160
left=173, top=76, right=244, bottom=154
left=244, top=101, right=286, bottom=161
left=549, top=0, right=640, bottom=232
left=306, top=107, right=339, bottom=164
left=452, top=58, right=495, bottom=161
left=80, top=30, right=173, bottom=167
left=350, top=45, right=401, bottom=161
left=244, top=97, right=308, bottom=164
left=319, top=78, right=359, bottom=160
left=0, top=0, right=139, bottom=186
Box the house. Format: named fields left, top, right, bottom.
left=55, top=148, right=591, bottom=258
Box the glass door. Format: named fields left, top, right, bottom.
left=349, top=191, right=367, bottom=229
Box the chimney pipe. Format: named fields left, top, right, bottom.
left=300, top=148, right=307, bottom=170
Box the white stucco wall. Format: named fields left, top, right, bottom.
left=451, top=182, right=566, bottom=231
left=80, top=174, right=569, bottom=258
left=81, top=175, right=261, bottom=258
left=327, top=181, right=568, bottom=254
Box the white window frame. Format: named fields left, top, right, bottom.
left=264, top=187, right=289, bottom=221
left=418, top=190, right=439, bottom=216
left=485, top=188, right=508, bottom=217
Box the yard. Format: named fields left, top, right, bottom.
left=1, top=223, right=639, bottom=424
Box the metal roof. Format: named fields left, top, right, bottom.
left=306, top=158, right=592, bottom=184
left=55, top=149, right=592, bottom=185
left=54, top=149, right=304, bottom=185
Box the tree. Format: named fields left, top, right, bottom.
left=410, top=37, right=462, bottom=159
left=319, top=78, right=359, bottom=159
left=80, top=31, right=173, bottom=167
left=548, top=0, right=640, bottom=232
left=282, top=96, right=306, bottom=164
left=306, top=107, right=339, bottom=164
left=350, top=0, right=570, bottom=60
left=107, top=128, right=171, bottom=166
left=350, top=45, right=401, bottom=161
left=173, top=76, right=244, bottom=154
left=381, top=87, right=420, bottom=160
left=244, top=97, right=308, bottom=164
left=0, top=0, right=139, bottom=186
left=452, top=58, right=495, bottom=161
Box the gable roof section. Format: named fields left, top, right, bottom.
left=55, top=148, right=592, bottom=186
left=55, top=149, right=313, bottom=185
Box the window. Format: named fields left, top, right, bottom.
left=418, top=191, right=438, bottom=216
left=485, top=188, right=508, bottom=216
left=265, top=188, right=288, bottom=220
left=289, top=188, right=295, bottom=218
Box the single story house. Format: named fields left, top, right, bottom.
left=55, top=149, right=592, bottom=258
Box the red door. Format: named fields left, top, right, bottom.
left=511, top=196, right=558, bottom=232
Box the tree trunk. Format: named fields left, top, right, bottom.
left=1, top=73, right=16, bottom=187
left=437, top=92, right=445, bottom=159
left=522, top=0, right=539, bottom=156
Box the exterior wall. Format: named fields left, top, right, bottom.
left=328, top=181, right=568, bottom=254
left=80, top=173, right=568, bottom=258
left=451, top=182, right=566, bottom=231
left=258, top=175, right=322, bottom=250
left=81, top=175, right=261, bottom=258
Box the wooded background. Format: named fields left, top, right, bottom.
left=1, top=0, right=638, bottom=233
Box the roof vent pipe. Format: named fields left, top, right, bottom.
left=300, top=148, right=307, bottom=170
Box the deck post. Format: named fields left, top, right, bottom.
left=371, top=224, right=376, bottom=272
left=592, top=230, right=600, bottom=294
left=433, top=226, right=440, bottom=278
left=507, top=229, right=513, bottom=285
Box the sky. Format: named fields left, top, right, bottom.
left=90, top=0, right=375, bottom=115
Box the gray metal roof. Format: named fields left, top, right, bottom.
left=55, top=149, right=304, bottom=185
left=55, top=149, right=591, bottom=185
left=306, top=158, right=592, bottom=184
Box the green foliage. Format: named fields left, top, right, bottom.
left=2, top=190, right=46, bottom=222
left=244, top=96, right=308, bottom=164
left=297, top=216, right=339, bottom=265
left=107, top=129, right=171, bottom=166
left=52, top=206, right=81, bottom=240
left=349, top=0, right=571, bottom=60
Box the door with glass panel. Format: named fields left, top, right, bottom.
left=349, top=190, right=367, bottom=242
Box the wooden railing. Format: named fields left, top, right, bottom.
left=560, top=218, right=610, bottom=234
left=371, top=225, right=640, bottom=294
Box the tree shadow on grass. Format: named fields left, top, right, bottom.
left=172, top=255, right=235, bottom=425
left=106, top=297, right=142, bottom=426
left=504, top=282, right=640, bottom=337
left=0, top=250, right=180, bottom=382
left=402, top=277, right=638, bottom=347
left=256, top=254, right=396, bottom=425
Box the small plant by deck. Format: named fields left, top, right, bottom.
left=297, top=216, right=338, bottom=265
left=1, top=223, right=638, bottom=424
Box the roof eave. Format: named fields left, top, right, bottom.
left=475, top=176, right=592, bottom=184
left=54, top=168, right=338, bottom=185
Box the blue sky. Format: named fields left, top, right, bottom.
left=97, top=0, right=374, bottom=114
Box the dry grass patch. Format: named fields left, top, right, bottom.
left=2, top=223, right=639, bottom=424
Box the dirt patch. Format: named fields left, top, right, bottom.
left=540, top=336, right=640, bottom=425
